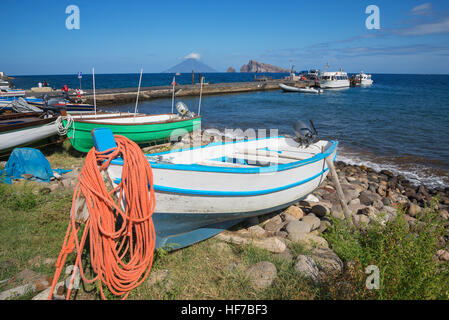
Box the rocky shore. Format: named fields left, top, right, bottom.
left=44, top=149, right=449, bottom=290
left=1, top=136, right=448, bottom=298
left=211, top=161, right=449, bottom=289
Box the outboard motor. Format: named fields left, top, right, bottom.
left=293, top=120, right=319, bottom=147
left=176, top=101, right=196, bottom=118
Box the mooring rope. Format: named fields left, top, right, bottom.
left=48, top=135, right=156, bottom=300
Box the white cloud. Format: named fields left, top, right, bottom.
left=397, top=17, right=449, bottom=35
left=184, top=52, right=201, bottom=60
left=411, top=3, right=432, bottom=16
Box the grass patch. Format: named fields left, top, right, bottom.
left=323, top=200, right=449, bottom=300
left=0, top=181, right=74, bottom=286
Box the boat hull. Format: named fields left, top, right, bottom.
left=64, top=115, right=202, bottom=153
left=0, top=120, right=58, bottom=153
left=279, top=83, right=321, bottom=93
left=319, top=80, right=350, bottom=89
left=106, top=138, right=337, bottom=249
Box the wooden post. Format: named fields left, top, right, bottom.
left=192, top=70, right=195, bottom=85
left=325, top=157, right=353, bottom=223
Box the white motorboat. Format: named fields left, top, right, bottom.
left=94, top=122, right=338, bottom=249
left=279, top=83, right=323, bottom=93
left=354, top=71, right=373, bottom=86
left=319, top=69, right=350, bottom=89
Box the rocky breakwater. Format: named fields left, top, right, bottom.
left=213, top=160, right=449, bottom=290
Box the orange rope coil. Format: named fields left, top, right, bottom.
left=49, top=135, right=156, bottom=300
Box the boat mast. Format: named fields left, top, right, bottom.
left=92, top=67, right=96, bottom=117
left=198, top=76, right=204, bottom=116
left=171, top=76, right=175, bottom=114
left=134, top=68, right=143, bottom=119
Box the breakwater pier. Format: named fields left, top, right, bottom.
left=25, top=79, right=315, bottom=106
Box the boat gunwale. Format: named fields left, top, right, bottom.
left=0, top=113, right=55, bottom=133
left=66, top=113, right=201, bottom=126
left=111, top=153, right=336, bottom=197
left=110, top=137, right=338, bottom=174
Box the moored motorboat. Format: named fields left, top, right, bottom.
left=319, top=69, right=350, bottom=89
left=279, top=83, right=323, bottom=93
left=353, top=71, right=373, bottom=86
left=96, top=122, right=338, bottom=249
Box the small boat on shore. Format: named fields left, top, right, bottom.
left=0, top=112, right=58, bottom=154
left=279, top=83, right=323, bottom=93
left=61, top=111, right=202, bottom=153
left=0, top=88, right=26, bottom=98
left=96, top=122, right=338, bottom=249
left=30, top=98, right=96, bottom=114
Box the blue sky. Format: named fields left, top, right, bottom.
left=2, top=0, right=449, bottom=75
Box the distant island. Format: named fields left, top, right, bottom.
left=163, top=58, right=216, bottom=73
left=240, top=60, right=290, bottom=73
left=226, top=67, right=236, bottom=73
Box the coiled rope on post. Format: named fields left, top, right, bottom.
left=48, top=135, right=156, bottom=300
left=55, top=114, right=74, bottom=136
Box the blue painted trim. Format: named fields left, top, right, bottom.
left=114, top=165, right=331, bottom=197
left=111, top=138, right=338, bottom=174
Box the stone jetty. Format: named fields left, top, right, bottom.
left=25, top=79, right=315, bottom=106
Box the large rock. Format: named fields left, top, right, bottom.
left=357, top=206, right=378, bottom=219
left=214, top=233, right=286, bottom=253
left=247, top=225, right=266, bottom=238
left=353, top=214, right=370, bottom=229
left=359, top=190, right=382, bottom=206
left=245, top=261, right=277, bottom=290
left=301, top=214, right=321, bottom=231
left=407, top=203, right=422, bottom=217
left=240, top=60, right=290, bottom=73
left=298, top=234, right=329, bottom=248
left=283, top=206, right=304, bottom=220
left=311, top=204, right=330, bottom=218
left=285, top=221, right=311, bottom=241
left=294, top=255, right=319, bottom=282
left=309, top=248, right=343, bottom=276
left=340, top=184, right=361, bottom=202
left=263, top=215, right=284, bottom=232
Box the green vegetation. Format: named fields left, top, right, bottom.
left=323, top=200, right=449, bottom=300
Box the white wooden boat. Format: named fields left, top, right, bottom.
left=0, top=112, right=58, bottom=153
left=279, top=83, right=323, bottom=93
left=94, top=128, right=338, bottom=249
left=0, top=88, right=26, bottom=97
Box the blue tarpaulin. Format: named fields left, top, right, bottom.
left=0, top=148, right=71, bottom=184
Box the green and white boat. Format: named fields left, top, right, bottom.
left=61, top=112, right=201, bottom=153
